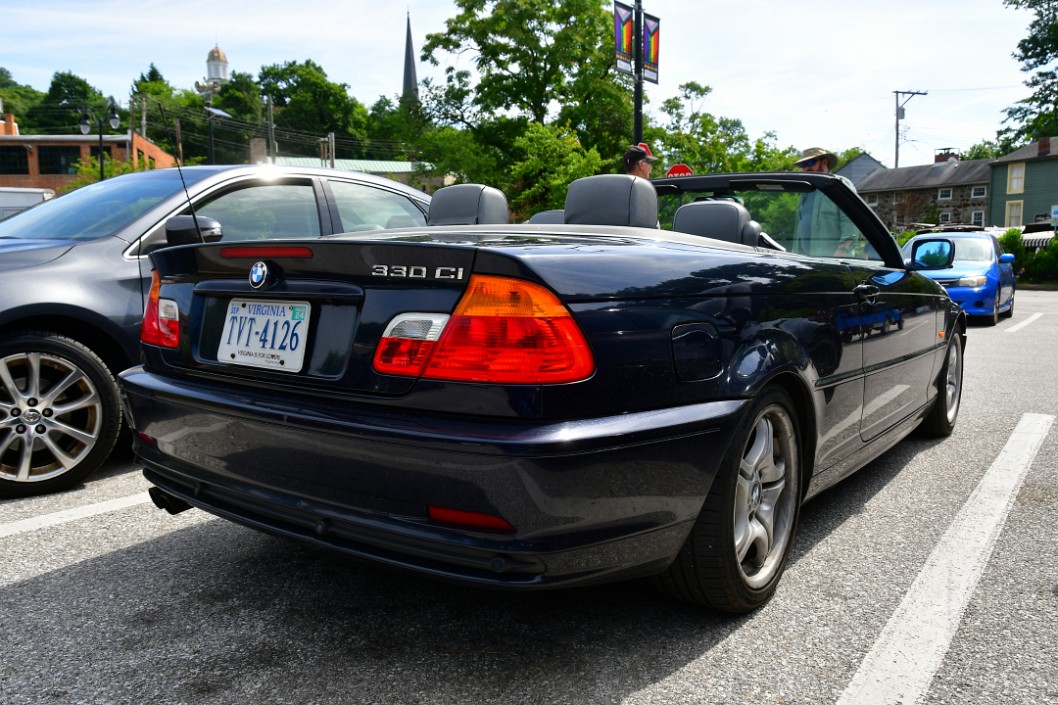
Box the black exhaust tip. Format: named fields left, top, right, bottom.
left=148, top=486, right=194, bottom=515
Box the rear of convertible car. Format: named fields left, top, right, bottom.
left=120, top=233, right=749, bottom=593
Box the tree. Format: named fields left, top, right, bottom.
left=24, top=72, right=107, bottom=135
left=258, top=60, right=368, bottom=156
left=1001, top=0, right=1058, bottom=143
left=419, top=0, right=640, bottom=188
left=508, top=121, right=603, bottom=217
left=366, top=96, right=426, bottom=160
left=0, top=68, right=45, bottom=121
left=422, top=0, right=614, bottom=125
left=656, top=82, right=796, bottom=173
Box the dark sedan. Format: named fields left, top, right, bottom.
left=0, top=165, right=430, bottom=496
left=120, top=172, right=965, bottom=613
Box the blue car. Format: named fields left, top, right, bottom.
left=902, top=230, right=1015, bottom=325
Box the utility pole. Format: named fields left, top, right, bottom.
left=633, top=0, right=643, bottom=144
left=894, top=90, right=927, bottom=168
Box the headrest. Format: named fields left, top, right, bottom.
left=526, top=209, right=564, bottom=224
left=673, top=200, right=762, bottom=247
left=564, top=174, right=658, bottom=228
left=427, top=184, right=509, bottom=226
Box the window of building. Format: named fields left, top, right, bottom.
left=1007, top=162, right=1025, bottom=194
left=971, top=185, right=987, bottom=199
left=971, top=210, right=985, bottom=226
left=894, top=192, right=905, bottom=204
left=864, top=193, right=878, bottom=206
left=939, top=212, right=951, bottom=223
left=0, top=146, right=30, bottom=174
left=89, top=146, right=113, bottom=161
left=38, top=146, right=82, bottom=175
left=938, top=188, right=953, bottom=200
left=1005, top=200, right=1024, bottom=227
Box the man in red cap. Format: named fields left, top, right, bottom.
left=623, top=143, right=657, bottom=179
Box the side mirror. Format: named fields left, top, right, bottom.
left=908, top=238, right=955, bottom=270
left=999, top=252, right=1016, bottom=264
left=165, top=215, right=223, bottom=246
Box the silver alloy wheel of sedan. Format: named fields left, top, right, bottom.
left=0, top=332, right=121, bottom=496
left=652, top=387, right=801, bottom=613
left=941, top=336, right=963, bottom=426
left=734, top=402, right=799, bottom=590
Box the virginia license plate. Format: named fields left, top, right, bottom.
left=217, top=299, right=310, bottom=372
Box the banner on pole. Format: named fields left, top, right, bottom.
left=642, top=13, right=659, bottom=84
left=614, top=1, right=634, bottom=76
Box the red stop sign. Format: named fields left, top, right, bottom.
left=666, top=163, right=694, bottom=177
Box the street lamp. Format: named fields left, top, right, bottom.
left=79, top=103, right=120, bottom=181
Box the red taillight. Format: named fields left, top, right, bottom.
left=140, top=270, right=180, bottom=348
left=428, top=506, right=516, bottom=532
left=373, top=275, right=595, bottom=384
left=220, top=246, right=313, bottom=259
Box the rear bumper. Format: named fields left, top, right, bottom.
left=120, top=367, right=747, bottom=589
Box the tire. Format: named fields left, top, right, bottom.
left=919, top=332, right=963, bottom=438
left=0, top=331, right=122, bottom=497
left=652, top=387, right=802, bottom=613
left=984, top=289, right=1000, bottom=326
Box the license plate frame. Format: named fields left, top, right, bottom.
left=216, top=298, right=311, bottom=372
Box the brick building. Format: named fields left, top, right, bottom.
left=0, top=112, right=176, bottom=193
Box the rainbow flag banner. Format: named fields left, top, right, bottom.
left=614, top=1, right=634, bottom=76
left=642, top=13, right=659, bottom=84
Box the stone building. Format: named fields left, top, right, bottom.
left=856, top=152, right=992, bottom=230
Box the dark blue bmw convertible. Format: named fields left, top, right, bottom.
left=120, top=172, right=966, bottom=613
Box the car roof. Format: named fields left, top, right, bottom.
left=168, top=164, right=430, bottom=201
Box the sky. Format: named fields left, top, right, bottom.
left=1, top=0, right=1036, bottom=167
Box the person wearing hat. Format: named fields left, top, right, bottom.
left=793, top=147, right=838, bottom=173
left=623, top=143, right=658, bottom=179
left=793, top=147, right=863, bottom=257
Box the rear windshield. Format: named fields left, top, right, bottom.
left=0, top=169, right=208, bottom=242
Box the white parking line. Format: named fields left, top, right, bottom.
left=836, top=412, right=1055, bottom=705
left=1005, top=312, right=1044, bottom=333
left=0, top=492, right=152, bottom=538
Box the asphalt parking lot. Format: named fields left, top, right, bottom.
left=2, top=291, right=1056, bottom=705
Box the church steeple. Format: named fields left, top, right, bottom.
left=402, top=13, right=419, bottom=105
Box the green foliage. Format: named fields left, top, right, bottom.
left=999, top=227, right=1025, bottom=265
left=65, top=155, right=155, bottom=192
left=367, top=96, right=426, bottom=160
left=423, top=0, right=613, bottom=125
left=895, top=229, right=918, bottom=246
left=656, top=82, right=797, bottom=175
left=509, top=122, right=603, bottom=218
left=259, top=60, right=368, bottom=154
left=1022, top=233, right=1058, bottom=282
left=0, top=68, right=45, bottom=121
left=1000, top=0, right=1058, bottom=143
left=23, top=71, right=108, bottom=135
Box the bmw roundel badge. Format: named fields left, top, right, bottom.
left=249, top=261, right=270, bottom=289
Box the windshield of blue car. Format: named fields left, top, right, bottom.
left=0, top=169, right=211, bottom=241
left=951, top=238, right=994, bottom=263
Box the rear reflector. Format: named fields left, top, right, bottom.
left=373, top=313, right=450, bottom=376
left=428, top=506, right=516, bottom=532
left=373, top=275, right=594, bottom=384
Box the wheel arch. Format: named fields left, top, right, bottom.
left=758, top=371, right=817, bottom=502
left=0, top=313, right=136, bottom=378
